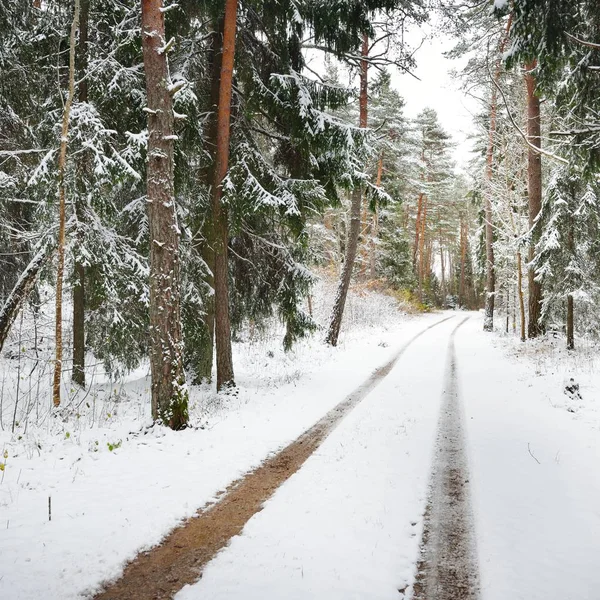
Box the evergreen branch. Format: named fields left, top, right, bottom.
left=566, top=32, right=600, bottom=50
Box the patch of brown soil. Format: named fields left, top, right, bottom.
left=94, top=316, right=453, bottom=600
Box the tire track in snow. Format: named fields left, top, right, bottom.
left=412, top=316, right=480, bottom=600
left=93, top=315, right=456, bottom=600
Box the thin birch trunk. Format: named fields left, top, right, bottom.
left=52, top=0, right=80, bottom=407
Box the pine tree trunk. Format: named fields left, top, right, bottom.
left=566, top=212, right=575, bottom=350
left=418, top=196, right=427, bottom=302
left=413, top=193, right=423, bottom=270
left=369, top=154, right=383, bottom=279
left=517, top=250, right=526, bottom=342
left=142, top=0, right=188, bottom=429
left=196, top=243, right=215, bottom=382
left=483, top=98, right=496, bottom=330
left=483, top=14, right=512, bottom=332
left=448, top=250, right=454, bottom=295
left=566, top=294, right=574, bottom=350
left=52, top=0, right=80, bottom=407
left=459, top=218, right=466, bottom=308
left=326, top=34, right=368, bottom=347
left=191, top=23, right=223, bottom=384
left=72, top=0, right=89, bottom=389
left=440, top=241, right=446, bottom=303
left=212, top=0, right=238, bottom=390
left=505, top=282, right=509, bottom=333
left=525, top=62, right=544, bottom=339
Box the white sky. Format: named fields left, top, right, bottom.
left=303, top=19, right=481, bottom=172
left=390, top=21, right=480, bottom=171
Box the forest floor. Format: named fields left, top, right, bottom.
left=2, top=289, right=600, bottom=599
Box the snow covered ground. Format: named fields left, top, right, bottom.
left=2, top=301, right=600, bottom=600
left=458, top=317, right=600, bottom=600
left=175, top=313, right=600, bottom=600
left=176, top=315, right=458, bottom=600
left=0, top=278, right=422, bottom=600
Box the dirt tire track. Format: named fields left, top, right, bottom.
left=93, top=316, right=455, bottom=600
left=412, top=316, right=480, bottom=600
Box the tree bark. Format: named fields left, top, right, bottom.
left=517, top=250, right=526, bottom=342
left=566, top=211, right=574, bottom=350
left=370, top=154, right=383, bottom=279
left=211, top=0, right=238, bottom=390
left=483, top=102, right=496, bottom=330
left=142, top=0, right=188, bottom=428
left=190, top=23, right=223, bottom=384
left=566, top=295, right=574, bottom=350
left=413, top=193, right=423, bottom=270
left=525, top=61, right=544, bottom=338
left=483, top=14, right=512, bottom=332
left=459, top=217, right=466, bottom=308
left=72, top=0, right=90, bottom=389
left=326, top=34, right=368, bottom=347
left=52, top=0, right=79, bottom=407
left=418, top=196, right=427, bottom=301
left=440, top=240, right=446, bottom=303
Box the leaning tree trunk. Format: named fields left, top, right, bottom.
left=211, top=0, right=238, bottom=390
left=0, top=237, right=55, bottom=353
left=141, top=0, right=188, bottom=429
left=326, top=33, right=369, bottom=347
left=52, top=0, right=79, bottom=408
left=72, top=0, right=90, bottom=388
left=525, top=61, right=544, bottom=339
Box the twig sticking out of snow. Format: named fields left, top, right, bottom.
left=527, top=442, right=541, bottom=464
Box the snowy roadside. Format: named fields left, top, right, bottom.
left=491, top=317, right=600, bottom=431
left=456, top=315, right=600, bottom=600
left=0, top=280, right=428, bottom=600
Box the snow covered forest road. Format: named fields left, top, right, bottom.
left=413, top=317, right=480, bottom=600
left=2, top=312, right=600, bottom=600
left=173, top=314, right=600, bottom=600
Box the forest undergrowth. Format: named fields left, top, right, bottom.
left=0, top=272, right=412, bottom=461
